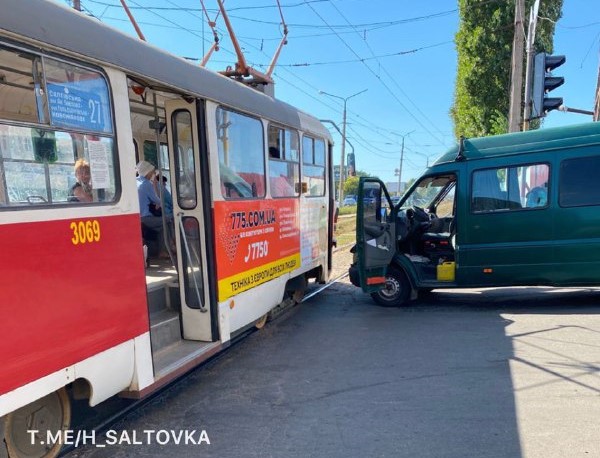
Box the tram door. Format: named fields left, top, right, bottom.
left=165, top=99, right=213, bottom=341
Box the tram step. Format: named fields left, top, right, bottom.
left=150, top=309, right=182, bottom=353
left=147, top=283, right=180, bottom=315
left=152, top=340, right=222, bottom=381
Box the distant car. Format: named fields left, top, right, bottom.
left=391, top=196, right=402, bottom=206
left=343, top=196, right=357, bottom=206
left=363, top=196, right=376, bottom=205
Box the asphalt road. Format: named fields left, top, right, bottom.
left=69, top=251, right=600, bottom=458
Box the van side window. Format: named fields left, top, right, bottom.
left=471, top=163, right=549, bottom=212
left=559, top=156, right=600, bottom=207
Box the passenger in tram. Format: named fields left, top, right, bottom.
left=158, top=175, right=173, bottom=218
left=136, top=160, right=167, bottom=258
left=269, top=146, right=281, bottom=159
left=69, top=158, right=93, bottom=203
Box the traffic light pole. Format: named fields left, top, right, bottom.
left=557, top=106, right=594, bottom=116
left=319, top=89, right=367, bottom=202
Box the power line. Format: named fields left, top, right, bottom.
left=279, top=41, right=453, bottom=66
left=124, top=0, right=211, bottom=44
left=85, top=0, right=456, bottom=30
left=304, top=1, right=447, bottom=147
left=181, top=40, right=453, bottom=67
left=326, top=0, right=450, bottom=146
left=80, top=0, right=448, bottom=169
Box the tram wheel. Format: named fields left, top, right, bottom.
left=292, top=288, right=305, bottom=304
left=4, top=388, right=71, bottom=458
left=254, top=313, right=269, bottom=329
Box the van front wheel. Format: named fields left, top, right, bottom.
left=370, top=267, right=410, bottom=307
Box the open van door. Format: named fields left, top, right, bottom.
left=356, top=177, right=395, bottom=292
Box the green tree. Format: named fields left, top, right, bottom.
left=451, top=0, right=563, bottom=139
left=339, top=170, right=373, bottom=198
left=343, top=176, right=360, bottom=197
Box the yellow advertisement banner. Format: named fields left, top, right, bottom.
left=218, top=253, right=301, bottom=301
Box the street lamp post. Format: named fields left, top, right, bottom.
left=319, top=88, right=367, bottom=203
left=392, top=131, right=414, bottom=196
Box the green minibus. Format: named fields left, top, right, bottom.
left=349, top=121, right=600, bottom=306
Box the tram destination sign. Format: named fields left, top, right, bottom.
left=47, top=82, right=111, bottom=133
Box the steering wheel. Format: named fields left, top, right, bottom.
left=411, top=206, right=429, bottom=222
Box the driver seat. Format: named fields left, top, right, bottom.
left=421, top=218, right=455, bottom=261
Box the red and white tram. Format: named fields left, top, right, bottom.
left=0, top=1, right=335, bottom=456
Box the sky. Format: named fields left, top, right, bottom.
left=59, top=0, right=600, bottom=186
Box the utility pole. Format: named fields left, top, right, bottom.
left=508, top=0, right=525, bottom=132
left=392, top=131, right=414, bottom=196
left=319, top=89, right=367, bottom=202
left=397, top=137, right=404, bottom=196
left=522, top=0, right=540, bottom=131
left=73, top=0, right=81, bottom=11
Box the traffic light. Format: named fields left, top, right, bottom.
left=347, top=152, right=356, bottom=176
left=530, top=52, right=566, bottom=119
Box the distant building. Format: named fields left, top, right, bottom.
left=385, top=182, right=406, bottom=195
left=333, top=165, right=349, bottom=181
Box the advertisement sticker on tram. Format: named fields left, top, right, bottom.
left=214, top=199, right=300, bottom=301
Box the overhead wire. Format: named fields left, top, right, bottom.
left=80, top=0, right=449, bottom=169
left=273, top=41, right=453, bottom=67
left=85, top=0, right=456, bottom=30
left=93, top=15, right=444, bottom=42
left=330, top=1, right=453, bottom=164
left=326, top=0, right=450, bottom=147
left=304, top=1, right=448, bottom=147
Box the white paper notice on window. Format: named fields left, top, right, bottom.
left=88, top=140, right=110, bottom=189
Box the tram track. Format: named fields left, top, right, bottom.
left=302, top=271, right=349, bottom=303
left=60, top=272, right=346, bottom=457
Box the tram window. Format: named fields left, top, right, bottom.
left=0, top=125, right=116, bottom=205
left=0, top=46, right=42, bottom=124
left=302, top=136, right=325, bottom=197
left=143, top=140, right=170, bottom=188
left=216, top=107, right=265, bottom=199
left=0, top=45, right=118, bottom=208
left=268, top=125, right=299, bottom=198
left=314, top=139, right=325, bottom=166
left=172, top=110, right=197, bottom=209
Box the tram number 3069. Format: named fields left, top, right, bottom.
left=70, top=220, right=101, bottom=245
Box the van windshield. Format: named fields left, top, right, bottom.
left=401, top=175, right=455, bottom=209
